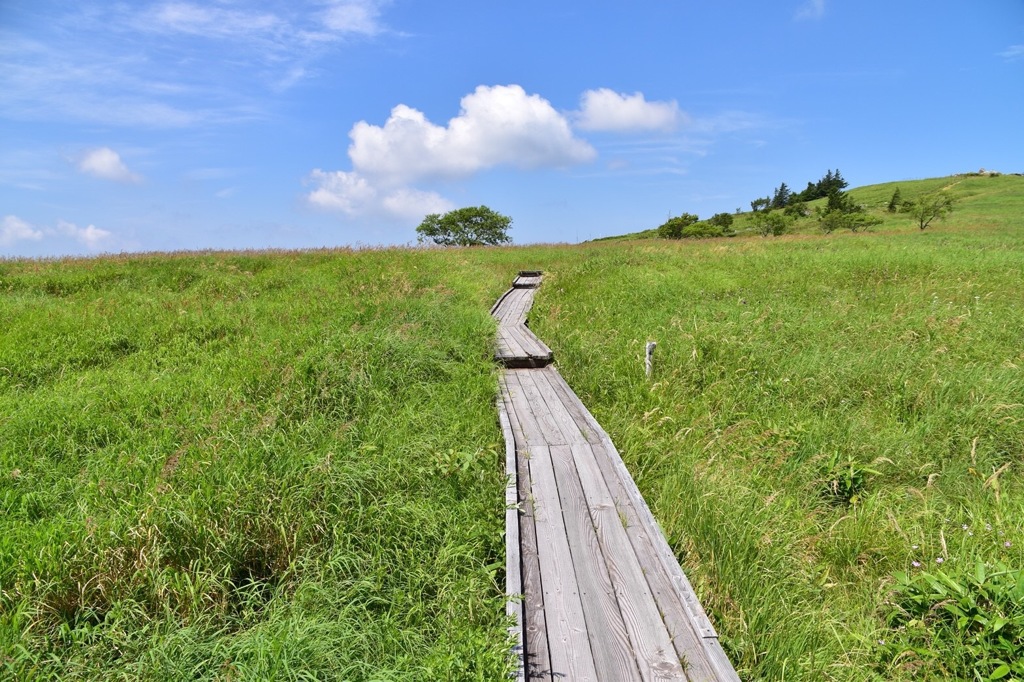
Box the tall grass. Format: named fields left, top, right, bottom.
left=0, top=249, right=533, bottom=680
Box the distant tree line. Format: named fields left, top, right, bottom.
left=653, top=168, right=959, bottom=241
left=752, top=169, right=850, bottom=214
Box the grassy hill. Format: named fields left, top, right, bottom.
left=1, top=175, right=1022, bottom=680
left=598, top=172, right=1024, bottom=240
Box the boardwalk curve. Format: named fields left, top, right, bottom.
left=495, top=272, right=739, bottom=682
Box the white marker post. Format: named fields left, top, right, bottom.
left=645, top=341, right=656, bottom=379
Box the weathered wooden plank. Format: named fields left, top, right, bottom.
left=527, top=444, right=599, bottom=681
left=571, top=442, right=688, bottom=681
left=497, top=395, right=525, bottom=681
left=549, top=444, right=641, bottom=681
left=514, top=275, right=543, bottom=288
left=497, top=327, right=528, bottom=359
left=588, top=438, right=720, bottom=640
left=505, top=324, right=553, bottom=362
left=539, top=367, right=713, bottom=674
left=543, top=370, right=609, bottom=445
left=530, top=367, right=596, bottom=446
left=508, top=371, right=569, bottom=446
left=519, top=288, right=537, bottom=320
left=544, top=374, right=718, bottom=626
left=510, top=288, right=534, bottom=325
left=503, top=324, right=535, bottom=355
left=490, top=286, right=516, bottom=317
left=495, top=330, right=519, bottom=359
left=500, top=377, right=553, bottom=679
left=493, top=272, right=738, bottom=681
left=518, top=462, right=553, bottom=679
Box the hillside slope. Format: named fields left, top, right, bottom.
left=598, top=173, right=1024, bottom=241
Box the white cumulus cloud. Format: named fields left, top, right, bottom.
left=1, top=215, right=44, bottom=246
left=57, top=219, right=113, bottom=250
left=575, top=89, right=683, bottom=133
left=307, top=84, right=595, bottom=220
left=306, top=169, right=452, bottom=219
left=349, top=84, right=596, bottom=184
left=77, top=147, right=142, bottom=183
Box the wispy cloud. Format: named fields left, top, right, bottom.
left=1, top=215, right=44, bottom=246
left=0, top=2, right=394, bottom=128
left=0, top=215, right=112, bottom=251
left=999, top=45, right=1024, bottom=61
left=0, top=34, right=256, bottom=127
left=57, top=219, right=113, bottom=250
left=321, top=0, right=388, bottom=36
left=794, top=0, right=825, bottom=21
left=76, top=147, right=142, bottom=183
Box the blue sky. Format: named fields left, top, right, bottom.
left=2, top=1, right=1022, bottom=256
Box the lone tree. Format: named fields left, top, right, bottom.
left=906, top=193, right=957, bottom=230
left=416, top=206, right=512, bottom=246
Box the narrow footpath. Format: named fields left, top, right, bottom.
left=494, top=272, right=739, bottom=682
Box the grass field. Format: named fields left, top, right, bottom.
left=0, top=250, right=538, bottom=680
left=2, top=175, right=1022, bottom=680
left=532, top=230, right=1024, bottom=680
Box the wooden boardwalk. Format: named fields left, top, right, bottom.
left=491, top=276, right=554, bottom=369
left=495, top=273, right=738, bottom=681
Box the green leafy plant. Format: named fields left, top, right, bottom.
left=821, top=452, right=881, bottom=505
left=883, top=562, right=1024, bottom=680
left=751, top=210, right=791, bottom=236
left=816, top=208, right=882, bottom=234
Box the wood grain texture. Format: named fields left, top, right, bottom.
left=497, top=395, right=525, bottom=681
left=571, top=442, right=688, bottom=681
left=500, top=377, right=553, bottom=679
left=527, top=444, right=599, bottom=681
left=549, top=444, right=641, bottom=681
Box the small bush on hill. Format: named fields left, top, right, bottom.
left=752, top=211, right=791, bottom=236
left=680, top=222, right=727, bottom=239
left=707, top=212, right=735, bottom=229
left=658, top=213, right=700, bottom=239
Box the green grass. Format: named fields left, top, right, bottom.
left=0, top=249, right=538, bottom=680
left=2, top=174, right=1022, bottom=679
